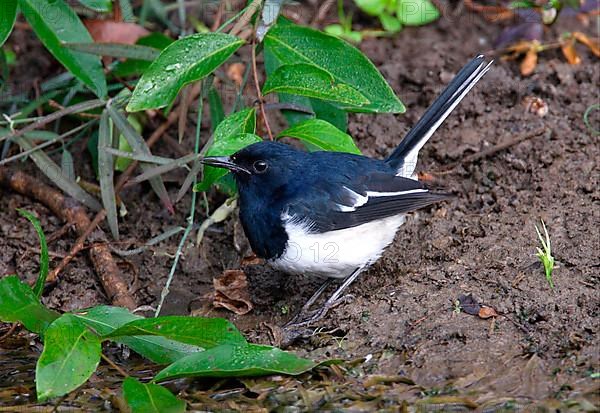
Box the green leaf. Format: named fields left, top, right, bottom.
left=123, top=377, right=186, bottom=413
left=36, top=314, right=102, bottom=401
left=263, top=47, right=348, bottom=131
left=355, top=0, right=388, bottom=15
left=379, top=12, right=402, bottom=32
left=155, top=344, right=317, bottom=381
left=0, top=275, right=59, bottom=334
left=0, top=0, right=18, bottom=47
left=78, top=0, right=112, bottom=12
left=73, top=306, right=202, bottom=364
left=278, top=119, right=361, bottom=154
left=265, top=20, right=402, bottom=113
left=208, top=87, right=225, bottom=132
left=16, top=209, right=49, bottom=297
left=263, top=63, right=370, bottom=108
left=396, top=0, right=440, bottom=26
left=194, top=108, right=257, bottom=192
left=127, top=33, right=244, bottom=112
left=105, top=316, right=247, bottom=349
left=19, top=0, right=107, bottom=98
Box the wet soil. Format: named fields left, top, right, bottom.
left=1, top=3, right=599, bottom=411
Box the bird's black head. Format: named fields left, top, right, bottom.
left=201, top=141, right=306, bottom=191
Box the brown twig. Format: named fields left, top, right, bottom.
left=211, top=0, right=226, bottom=32
left=101, top=353, right=129, bottom=377
left=229, top=0, right=262, bottom=37
left=48, top=100, right=101, bottom=119
left=0, top=323, right=19, bottom=342
left=251, top=37, right=273, bottom=140
left=436, top=127, right=548, bottom=174
left=0, top=168, right=136, bottom=309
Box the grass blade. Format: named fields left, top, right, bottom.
left=98, top=109, right=119, bottom=240
left=106, top=103, right=173, bottom=213
left=16, top=209, right=49, bottom=298
left=62, top=42, right=160, bottom=61
left=13, top=135, right=102, bottom=211
left=130, top=153, right=199, bottom=185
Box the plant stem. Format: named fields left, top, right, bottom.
left=251, top=40, right=273, bottom=140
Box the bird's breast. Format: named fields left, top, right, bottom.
left=269, top=214, right=406, bottom=278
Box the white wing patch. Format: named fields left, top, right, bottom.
left=336, top=186, right=428, bottom=212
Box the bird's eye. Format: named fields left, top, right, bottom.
left=253, top=160, right=268, bottom=174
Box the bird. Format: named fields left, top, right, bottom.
left=202, top=55, right=493, bottom=328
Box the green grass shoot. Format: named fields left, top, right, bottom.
left=535, top=219, right=555, bottom=289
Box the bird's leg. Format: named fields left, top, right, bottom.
left=284, top=267, right=364, bottom=329
left=284, top=279, right=333, bottom=327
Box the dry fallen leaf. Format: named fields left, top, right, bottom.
left=560, top=35, right=582, bottom=65
left=226, top=62, right=246, bottom=87
left=212, top=269, right=253, bottom=315
left=573, top=32, right=600, bottom=57
left=523, top=96, right=549, bottom=117
left=84, top=20, right=149, bottom=44
left=457, top=294, right=481, bottom=315
left=478, top=306, right=499, bottom=319
left=521, top=47, right=538, bottom=76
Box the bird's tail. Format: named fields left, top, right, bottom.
left=385, top=55, right=493, bottom=178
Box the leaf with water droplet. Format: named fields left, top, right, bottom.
left=263, top=63, right=370, bottom=109
left=154, top=344, right=318, bottom=381
left=123, top=377, right=186, bottom=413
left=36, top=314, right=102, bottom=401
left=265, top=20, right=404, bottom=113
left=127, top=33, right=244, bottom=112
left=277, top=118, right=361, bottom=154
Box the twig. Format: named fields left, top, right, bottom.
left=436, top=127, right=548, bottom=174
left=100, top=353, right=129, bottom=378
left=251, top=38, right=273, bottom=140
left=229, top=0, right=262, bottom=37
left=311, top=0, right=336, bottom=25
left=0, top=323, right=19, bottom=342
left=211, top=0, right=226, bottom=32
left=0, top=99, right=105, bottom=144
left=0, top=168, right=136, bottom=309
left=48, top=100, right=101, bottom=119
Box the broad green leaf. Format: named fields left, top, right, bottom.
left=263, top=47, right=348, bottom=132
left=278, top=119, right=361, bottom=154
left=127, top=33, right=244, bottom=112
left=19, top=0, right=107, bottom=98
left=78, top=0, right=112, bottom=12
left=265, top=20, right=403, bottom=113
left=0, top=275, right=59, bottom=334
left=397, top=0, right=440, bottom=26
left=105, top=316, right=247, bottom=349
left=355, top=0, right=388, bottom=15
left=194, top=108, right=257, bottom=192
left=73, top=306, right=202, bottom=364
left=263, top=63, right=370, bottom=108
left=154, top=344, right=316, bottom=381
left=0, top=0, right=18, bottom=47
left=16, top=209, right=49, bottom=297
left=123, top=378, right=186, bottom=413
left=36, top=314, right=102, bottom=401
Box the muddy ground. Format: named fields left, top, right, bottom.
left=1, top=2, right=598, bottom=411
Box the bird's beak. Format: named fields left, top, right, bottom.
left=201, top=156, right=250, bottom=174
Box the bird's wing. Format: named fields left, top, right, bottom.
left=287, top=172, right=450, bottom=233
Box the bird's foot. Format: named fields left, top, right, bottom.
left=279, top=294, right=354, bottom=347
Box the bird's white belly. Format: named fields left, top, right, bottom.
left=269, top=215, right=406, bottom=278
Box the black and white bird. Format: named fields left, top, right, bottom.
left=202, top=55, right=493, bottom=326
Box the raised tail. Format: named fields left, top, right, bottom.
left=386, top=55, right=493, bottom=178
